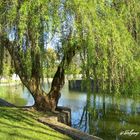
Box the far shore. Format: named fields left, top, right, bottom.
left=0, top=77, right=71, bottom=87
left=0, top=82, right=21, bottom=86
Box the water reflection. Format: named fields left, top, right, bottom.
left=60, top=89, right=140, bottom=140
left=59, top=86, right=140, bottom=140
left=0, top=83, right=140, bottom=140
left=0, top=84, right=34, bottom=106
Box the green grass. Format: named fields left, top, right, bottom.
left=0, top=107, right=73, bottom=140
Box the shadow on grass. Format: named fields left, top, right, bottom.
left=0, top=107, right=53, bottom=130
left=0, top=128, right=39, bottom=140
left=0, top=107, right=71, bottom=140
left=0, top=121, right=67, bottom=139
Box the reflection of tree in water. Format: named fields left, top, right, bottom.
left=0, top=85, right=27, bottom=106
left=74, top=93, right=140, bottom=140
left=74, top=94, right=105, bottom=133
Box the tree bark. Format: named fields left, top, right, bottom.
left=1, top=35, right=76, bottom=111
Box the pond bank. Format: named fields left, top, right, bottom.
left=0, top=107, right=72, bottom=140
left=38, top=117, right=102, bottom=140
left=0, top=98, right=16, bottom=107
left=0, top=99, right=102, bottom=140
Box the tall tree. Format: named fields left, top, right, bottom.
left=0, top=0, right=140, bottom=111
left=0, top=0, right=81, bottom=111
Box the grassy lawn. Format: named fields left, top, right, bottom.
left=0, top=107, right=73, bottom=140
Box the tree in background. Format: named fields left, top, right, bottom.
left=0, top=49, right=13, bottom=80
left=0, top=0, right=140, bottom=111
left=43, top=47, right=58, bottom=78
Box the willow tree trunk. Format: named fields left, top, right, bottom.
left=2, top=36, right=76, bottom=111
left=32, top=66, right=65, bottom=111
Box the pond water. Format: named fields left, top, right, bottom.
left=0, top=83, right=140, bottom=140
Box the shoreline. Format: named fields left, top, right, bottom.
left=0, top=98, right=102, bottom=140
left=0, top=82, right=21, bottom=86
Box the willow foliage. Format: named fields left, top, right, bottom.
left=73, top=0, right=140, bottom=94
left=0, top=0, right=140, bottom=94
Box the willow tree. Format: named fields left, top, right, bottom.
left=0, top=0, right=140, bottom=111
left=78, top=0, right=140, bottom=94
left=0, top=0, right=82, bottom=111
